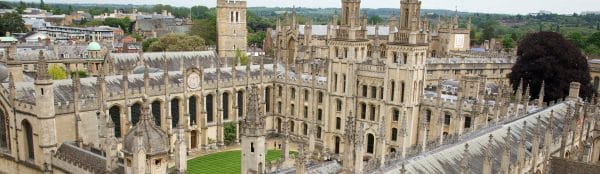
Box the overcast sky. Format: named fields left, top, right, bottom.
left=15, top=0, right=600, bottom=14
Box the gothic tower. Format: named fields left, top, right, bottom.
left=34, top=50, right=57, bottom=172
left=241, top=85, right=266, bottom=174
left=216, top=0, right=247, bottom=58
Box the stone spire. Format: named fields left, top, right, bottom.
left=295, top=144, right=307, bottom=174
left=241, top=85, right=265, bottom=135
left=482, top=134, right=493, bottom=174
left=174, top=122, right=187, bottom=174
left=104, top=117, right=119, bottom=173
left=73, top=71, right=83, bottom=145
left=537, top=81, right=545, bottom=108
left=35, top=50, right=51, bottom=82
left=517, top=121, right=527, bottom=173
left=544, top=111, right=554, bottom=163
left=460, top=143, right=470, bottom=174
left=501, top=127, right=512, bottom=174
left=530, top=116, right=542, bottom=173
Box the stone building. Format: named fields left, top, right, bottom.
left=217, top=0, right=248, bottom=58
left=429, top=14, right=472, bottom=57
left=0, top=0, right=598, bottom=174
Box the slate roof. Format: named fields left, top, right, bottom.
left=54, top=142, right=124, bottom=174
left=383, top=102, right=571, bottom=173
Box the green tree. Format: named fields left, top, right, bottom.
left=39, top=0, right=49, bottom=11
left=16, top=1, right=26, bottom=14
left=190, top=17, right=217, bottom=45
left=502, top=35, right=515, bottom=52
left=142, top=38, right=158, bottom=52
left=104, top=17, right=131, bottom=33
left=509, top=32, right=593, bottom=101
left=0, top=12, right=26, bottom=35
left=148, top=34, right=206, bottom=52
left=223, top=122, right=236, bottom=145
left=481, top=26, right=495, bottom=42
left=70, top=70, right=88, bottom=78
left=588, top=32, right=600, bottom=48
left=235, top=48, right=248, bottom=65
left=248, top=31, right=265, bottom=48
left=368, top=15, right=384, bottom=25
left=191, top=5, right=212, bottom=20
left=566, top=32, right=586, bottom=49
left=48, top=64, right=67, bottom=80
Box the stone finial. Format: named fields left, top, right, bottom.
left=35, top=50, right=51, bottom=81
left=461, top=143, right=470, bottom=174
left=538, top=81, right=545, bottom=107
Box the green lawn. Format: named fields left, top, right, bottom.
left=187, top=150, right=289, bottom=174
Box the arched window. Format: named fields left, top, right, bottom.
left=362, top=85, right=368, bottom=97
left=333, top=74, right=338, bottom=91
left=131, top=102, right=141, bottom=125
left=317, top=126, right=322, bottom=139
left=335, top=136, right=341, bottom=154
left=401, top=82, right=406, bottom=103
left=391, top=128, right=398, bottom=141
left=277, top=118, right=282, bottom=133
left=336, top=117, right=341, bottom=130
left=0, top=111, right=8, bottom=148
left=235, top=11, right=239, bottom=23
left=342, top=74, right=347, bottom=93
left=367, top=44, right=373, bottom=57
left=464, top=116, right=472, bottom=128
left=370, top=105, right=376, bottom=121
left=189, top=96, right=197, bottom=125
left=360, top=103, right=367, bottom=119
left=264, top=88, right=270, bottom=112
left=237, top=91, right=244, bottom=117
left=304, top=89, right=309, bottom=102
left=109, top=106, right=121, bottom=137
left=336, top=99, right=342, bottom=112
left=171, top=98, right=180, bottom=128
left=289, top=121, right=295, bottom=133
left=278, top=86, right=283, bottom=97
left=426, top=109, right=432, bottom=123
left=222, top=93, right=230, bottom=120
left=393, top=109, right=400, bottom=121
left=291, top=88, right=296, bottom=99
left=230, top=11, right=234, bottom=23
left=277, top=102, right=282, bottom=114
left=151, top=101, right=161, bottom=126
left=206, top=94, right=214, bottom=123
left=290, top=104, right=295, bottom=116
left=317, top=109, right=323, bottom=121
left=303, top=123, right=308, bottom=135
left=367, top=134, right=375, bottom=154
left=303, top=106, right=308, bottom=118
left=318, top=91, right=324, bottom=103
left=444, top=112, right=451, bottom=125
left=391, top=81, right=395, bottom=101
left=22, top=120, right=34, bottom=160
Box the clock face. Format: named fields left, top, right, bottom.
left=187, top=73, right=200, bottom=89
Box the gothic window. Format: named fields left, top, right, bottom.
left=344, top=48, right=348, bottom=58
left=370, top=105, right=376, bottom=121
left=318, top=91, right=324, bottom=103
left=251, top=142, right=254, bottom=152
left=425, top=110, right=432, bottom=123
left=403, top=53, right=408, bottom=65
left=238, top=91, right=244, bottom=117
left=303, top=123, right=308, bottom=135
left=22, top=120, right=34, bottom=160
left=380, top=87, right=384, bottom=100
left=335, top=47, right=339, bottom=58
left=362, top=85, right=368, bottom=97
left=393, top=109, right=400, bottom=122
left=131, top=102, right=141, bottom=125
left=335, top=136, right=341, bottom=154
left=290, top=121, right=295, bottom=133
left=317, top=109, right=323, bottom=121
left=334, top=74, right=338, bottom=92
left=278, top=86, right=283, bottom=97
left=303, top=106, right=308, bottom=118
left=206, top=95, right=214, bottom=123
left=264, top=88, right=270, bottom=112
left=367, top=45, right=373, bottom=57
left=235, top=11, right=239, bottom=23
left=444, top=112, right=451, bottom=125
left=277, top=118, right=282, bottom=133
left=290, top=104, right=295, bottom=116
left=391, top=81, right=395, bottom=101
left=189, top=96, right=197, bottom=125
left=171, top=98, right=180, bottom=128
left=342, top=74, right=347, bottom=93
left=0, top=111, right=8, bottom=148
left=317, top=127, right=322, bottom=139
left=108, top=106, right=121, bottom=138
left=223, top=93, right=230, bottom=120
left=380, top=44, right=386, bottom=57
left=277, top=102, right=282, bottom=114
left=336, top=99, right=342, bottom=112
left=304, top=89, right=309, bottom=102
left=230, top=11, right=234, bottom=23
left=393, top=52, right=398, bottom=63
left=354, top=48, right=358, bottom=59
left=371, top=86, right=377, bottom=98
left=464, top=116, right=472, bottom=128
left=391, top=128, right=398, bottom=141
left=360, top=103, right=366, bottom=119
left=367, top=134, right=375, bottom=154
left=291, top=88, right=296, bottom=99
left=336, top=117, right=341, bottom=130
left=401, top=82, right=406, bottom=103
left=151, top=101, right=161, bottom=126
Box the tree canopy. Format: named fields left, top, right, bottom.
left=148, top=34, right=206, bottom=52
left=48, top=64, right=67, bottom=80
left=509, top=31, right=593, bottom=102
left=0, top=12, right=26, bottom=36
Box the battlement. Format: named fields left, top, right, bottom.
left=217, top=0, right=247, bottom=7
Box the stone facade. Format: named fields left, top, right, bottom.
left=216, top=0, right=248, bottom=58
